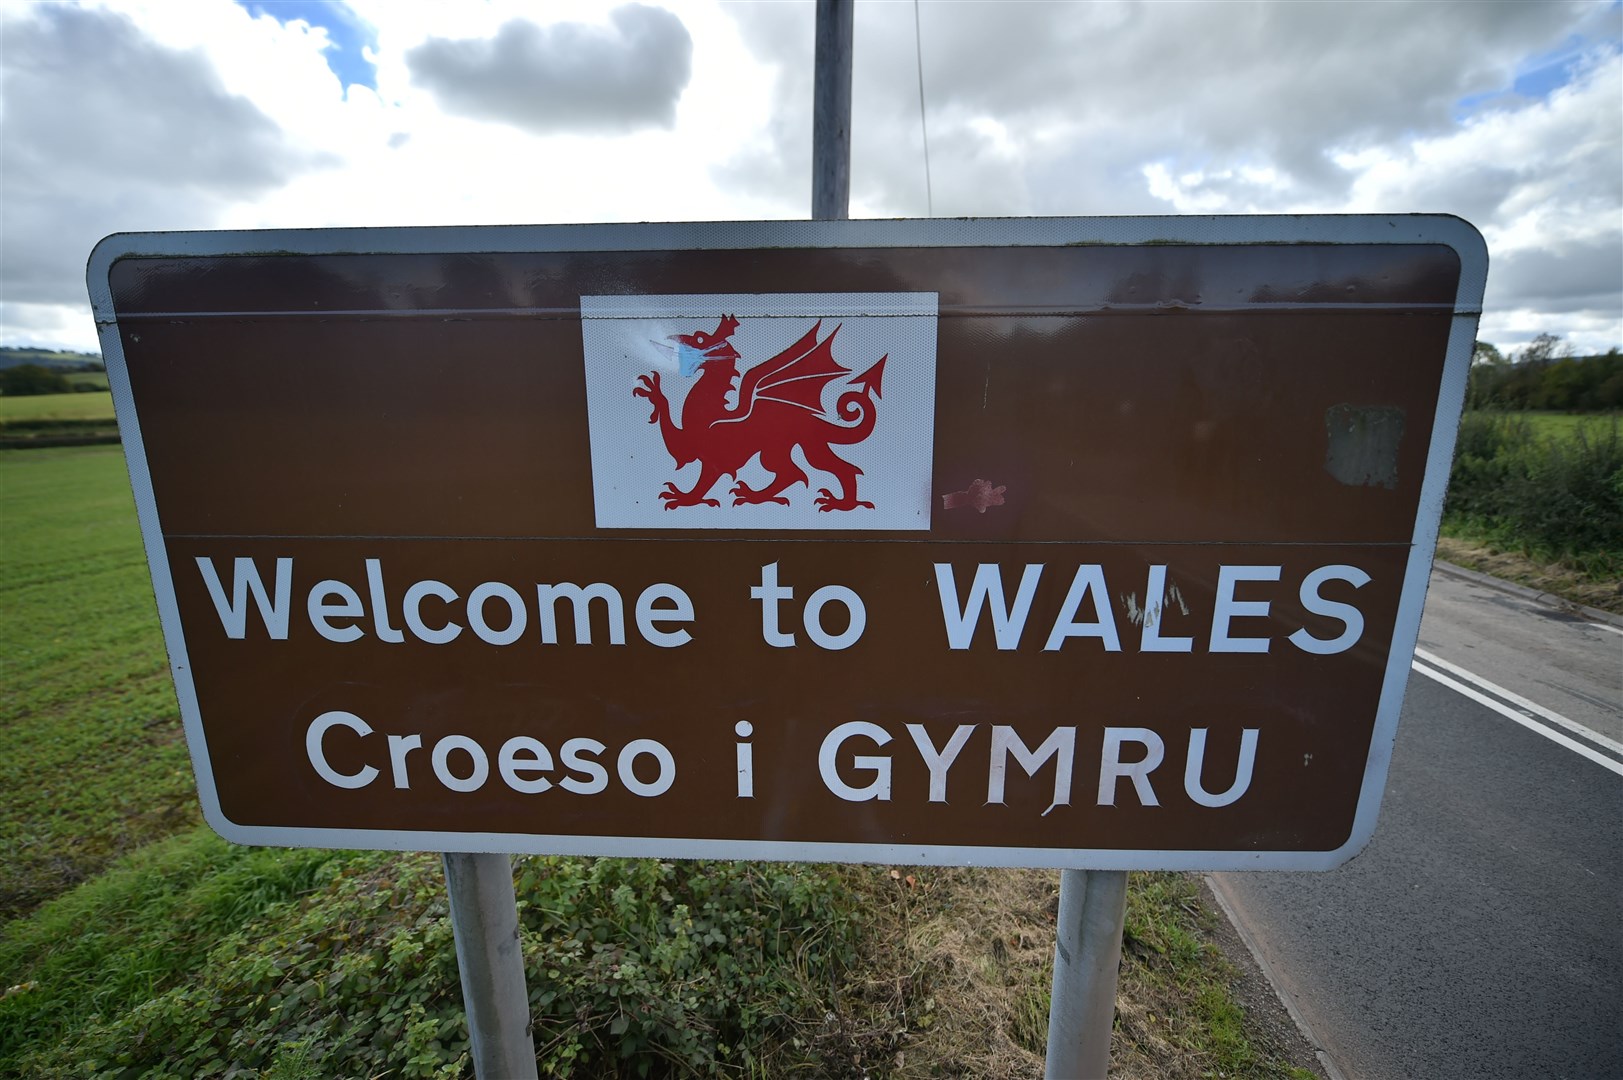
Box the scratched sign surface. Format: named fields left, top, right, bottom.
left=89, top=217, right=1485, bottom=870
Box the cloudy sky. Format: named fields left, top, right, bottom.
left=3, top=0, right=1619, bottom=355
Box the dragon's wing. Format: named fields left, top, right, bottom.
left=735, top=321, right=850, bottom=417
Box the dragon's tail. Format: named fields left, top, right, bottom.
left=823, top=355, right=885, bottom=445
left=825, top=386, right=879, bottom=445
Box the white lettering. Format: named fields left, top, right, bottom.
left=365, top=558, right=405, bottom=643
left=430, top=734, right=489, bottom=792
left=803, top=585, right=866, bottom=650
left=1184, top=728, right=1260, bottom=807
left=467, top=582, right=527, bottom=646
left=1043, top=565, right=1121, bottom=651
left=307, top=580, right=365, bottom=643
left=387, top=733, right=422, bottom=789
left=617, top=739, right=676, bottom=797
left=905, top=723, right=976, bottom=803
left=1210, top=565, right=1280, bottom=653
left=987, top=726, right=1076, bottom=813
left=305, top=710, right=378, bottom=789
left=559, top=738, right=608, bottom=794
left=403, top=580, right=462, bottom=644
left=1097, top=727, right=1165, bottom=806
left=1139, top=566, right=1193, bottom=653
left=819, top=721, right=893, bottom=801
left=536, top=582, right=625, bottom=645
left=498, top=736, right=554, bottom=794
left=635, top=583, right=694, bottom=648
left=197, top=556, right=292, bottom=640
left=751, top=563, right=796, bottom=647
left=1289, top=564, right=1370, bottom=654
left=935, top=562, right=1043, bottom=650
left=735, top=720, right=755, bottom=798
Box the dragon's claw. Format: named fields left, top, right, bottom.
left=729, top=482, right=790, bottom=507
left=658, top=483, right=720, bottom=509
left=633, top=373, right=667, bottom=423
left=814, top=489, right=874, bottom=512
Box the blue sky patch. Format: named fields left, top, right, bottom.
left=1455, top=31, right=1620, bottom=119
left=237, top=0, right=377, bottom=90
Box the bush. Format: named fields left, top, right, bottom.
left=0, top=364, right=71, bottom=396
left=3, top=849, right=858, bottom=1079
left=1445, top=412, right=1622, bottom=573
left=515, top=857, right=857, bottom=1076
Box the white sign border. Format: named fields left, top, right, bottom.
left=88, top=215, right=1486, bottom=872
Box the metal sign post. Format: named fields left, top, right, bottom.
left=443, top=852, right=538, bottom=1078
left=1045, top=868, right=1129, bottom=1078
left=812, top=0, right=853, bottom=222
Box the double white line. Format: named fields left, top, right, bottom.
left=1411, top=645, right=1623, bottom=777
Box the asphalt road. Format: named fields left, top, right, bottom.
left=1213, top=567, right=1623, bottom=1080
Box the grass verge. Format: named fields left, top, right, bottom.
left=3, top=845, right=1317, bottom=1078
left=826, top=866, right=1317, bottom=1079
left=3, top=842, right=861, bottom=1079
left=1436, top=532, right=1622, bottom=615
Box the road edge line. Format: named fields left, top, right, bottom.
left=1203, top=874, right=1350, bottom=1080
left=1411, top=662, right=1623, bottom=776
left=1413, top=647, right=1623, bottom=758
left=1432, top=559, right=1623, bottom=629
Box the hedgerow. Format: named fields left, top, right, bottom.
left=1445, top=412, right=1622, bottom=575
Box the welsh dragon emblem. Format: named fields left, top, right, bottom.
left=633, top=315, right=886, bottom=512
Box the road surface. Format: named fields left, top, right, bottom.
left=1213, top=566, right=1623, bottom=1080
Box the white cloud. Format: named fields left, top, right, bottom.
left=0, top=4, right=323, bottom=310
left=0, top=0, right=1617, bottom=356
left=406, top=5, right=693, bottom=135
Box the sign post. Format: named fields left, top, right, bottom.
left=89, top=214, right=1484, bottom=1077
left=443, top=852, right=537, bottom=1077
left=1046, top=867, right=1129, bottom=1077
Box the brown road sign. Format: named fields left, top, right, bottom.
left=88, top=216, right=1486, bottom=870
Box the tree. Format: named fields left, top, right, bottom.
left=1514, top=332, right=1568, bottom=366
left=0, top=364, right=71, bottom=396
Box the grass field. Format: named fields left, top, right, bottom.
left=67, top=372, right=110, bottom=391
left=0, top=447, right=1315, bottom=1078
left=0, top=446, right=190, bottom=918
left=1508, top=409, right=1620, bottom=442
left=0, top=389, right=116, bottom=423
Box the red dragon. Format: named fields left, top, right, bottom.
left=633, top=315, right=887, bottom=511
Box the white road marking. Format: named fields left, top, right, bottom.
left=1413, top=646, right=1623, bottom=757
left=1411, top=662, right=1623, bottom=778
left=1588, top=620, right=1623, bottom=638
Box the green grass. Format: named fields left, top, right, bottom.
left=0, top=390, right=116, bottom=424
left=1511, top=409, right=1620, bottom=443
left=0, top=446, right=192, bottom=918
left=0, top=829, right=349, bottom=1075
left=1, top=839, right=859, bottom=1078
left=1119, top=872, right=1317, bottom=1079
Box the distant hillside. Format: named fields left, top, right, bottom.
left=0, top=347, right=103, bottom=372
